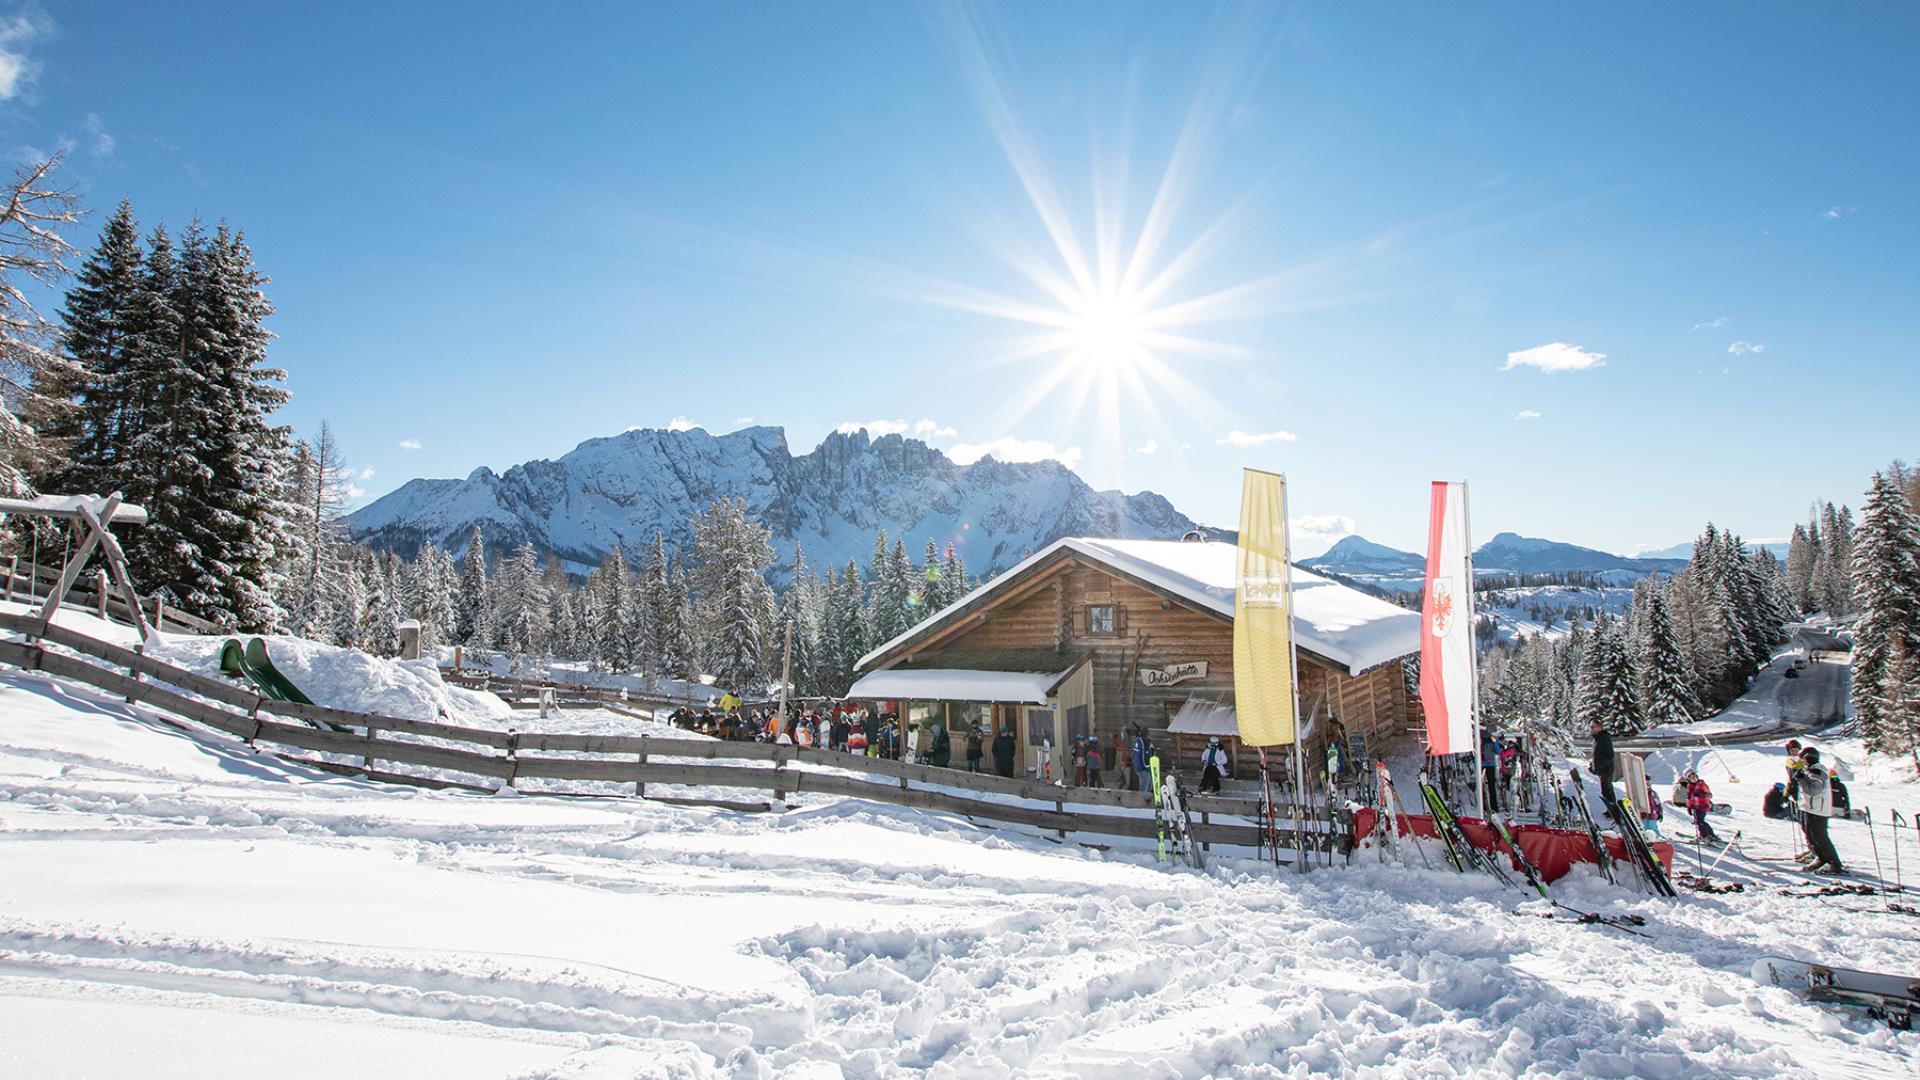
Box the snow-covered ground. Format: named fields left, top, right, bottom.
left=3, top=607, right=1918, bottom=1077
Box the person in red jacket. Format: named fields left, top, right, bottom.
left=1682, top=769, right=1719, bottom=843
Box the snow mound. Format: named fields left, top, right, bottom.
left=144, top=633, right=512, bottom=727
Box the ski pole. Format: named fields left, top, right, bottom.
left=1867, top=806, right=1886, bottom=905
left=1894, top=809, right=1906, bottom=894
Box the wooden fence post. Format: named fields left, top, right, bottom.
left=635, top=735, right=648, bottom=798
left=504, top=730, right=519, bottom=790
left=153, top=595, right=166, bottom=633
left=364, top=723, right=379, bottom=774
left=772, top=746, right=787, bottom=803
left=95, top=569, right=109, bottom=621
left=4, top=555, right=14, bottom=602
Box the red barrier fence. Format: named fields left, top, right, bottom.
left=1353, top=809, right=1673, bottom=884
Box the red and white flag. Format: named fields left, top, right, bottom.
left=1419, top=481, right=1475, bottom=756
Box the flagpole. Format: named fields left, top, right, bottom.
left=1462, top=480, right=1487, bottom=820
left=1281, top=474, right=1308, bottom=874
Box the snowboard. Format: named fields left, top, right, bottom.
left=1754, top=957, right=1919, bottom=1029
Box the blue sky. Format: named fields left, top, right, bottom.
left=8, top=2, right=1917, bottom=555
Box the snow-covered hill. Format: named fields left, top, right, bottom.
left=1303, top=532, right=1689, bottom=595
left=345, top=425, right=1195, bottom=579
left=4, top=606, right=1917, bottom=1076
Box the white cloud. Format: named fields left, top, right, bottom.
left=358, top=467, right=376, bottom=479
left=1513, top=409, right=1542, bottom=421
left=0, top=10, right=51, bottom=103
left=947, top=437, right=1082, bottom=469
left=1502, top=342, right=1606, bottom=373
left=397, top=438, right=422, bottom=450
left=1292, top=514, right=1358, bottom=558
left=345, top=484, right=367, bottom=500
left=83, top=113, right=112, bottom=158
left=1178, top=443, right=1192, bottom=452
left=1819, top=206, right=1855, bottom=221
left=1727, top=340, right=1765, bottom=356
left=913, top=418, right=957, bottom=438
left=733, top=416, right=754, bottom=426
left=1132, top=439, right=1158, bottom=455
left=1691, top=316, right=1727, bottom=331
left=835, top=419, right=910, bottom=437
left=1216, top=430, right=1297, bottom=448
left=667, top=416, right=698, bottom=432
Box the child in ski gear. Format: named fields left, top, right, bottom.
left=1763, top=782, right=1791, bottom=819
left=1072, top=737, right=1088, bottom=787
left=1201, top=736, right=1230, bottom=795
left=1085, top=742, right=1103, bottom=788
left=1791, top=747, right=1845, bottom=874
left=965, top=726, right=984, bottom=772
left=1131, top=731, right=1152, bottom=793
left=1683, top=770, right=1718, bottom=842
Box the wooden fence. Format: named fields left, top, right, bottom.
left=3, top=556, right=218, bottom=635
left=0, top=610, right=1341, bottom=852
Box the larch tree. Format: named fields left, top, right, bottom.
left=0, top=155, right=83, bottom=497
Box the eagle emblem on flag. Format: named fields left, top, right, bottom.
left=1428, top=579, right=1454, bottom=638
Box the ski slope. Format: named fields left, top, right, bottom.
left=2, top=610, right=1917, bottom=1077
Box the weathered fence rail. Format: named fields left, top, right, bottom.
left=0, top=611, right=1329, bottom=851
left=3, top=556, right=218, bottom=634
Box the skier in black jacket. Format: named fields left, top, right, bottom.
left=992, top=726, right=1016, bottom=777
left=1589, top=719, right=1617, bottom=819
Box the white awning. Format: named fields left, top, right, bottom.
left=1167, top=697, right=1238, bottom=737
left=845, top=668, right=1068, bottom=705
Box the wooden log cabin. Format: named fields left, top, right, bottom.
left=847, top=536, right=1422, bottom=785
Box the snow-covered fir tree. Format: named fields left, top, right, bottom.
left=1575, top=617, right=1643, bottom=736
left=638, top=533, right=672, bottom=679
left=778, top=543, right=822, bottom=696
left=360, top=551, right=402, bottom=656
left=454, top=528, right=491, bottom=648
left=491, top=543, right=549, bottom=658
left=1849, top=471, right=1920, bottom=754
left=823, top=558, right=869, bottom=694
left=1785, top=523, right=1817, bottom=614
left=280, top=422, right=353, bottom=637
left=584, top=545, right=631, bottom=672
left=690, top=497, right=776, bottom=692
left=37, top=199, right=141, bottom=497
left=404, top=540, right=457, bottom=650
left=1637, top=584, right=1701, bottom=729
left=658, top=556, right=699, bottom=681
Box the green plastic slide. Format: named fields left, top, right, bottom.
left=220, top=637, right=344, bottom=732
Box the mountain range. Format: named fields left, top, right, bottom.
left=1301, top=532, right=1691, bottom=581
left=344, top=426, right=1196, bottom=580
left=347, top=422, right=1760, bottom=588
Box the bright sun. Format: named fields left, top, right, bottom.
left=1065, top=292, right=1148, bottom=371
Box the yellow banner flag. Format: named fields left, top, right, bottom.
left=1233, top=468, right=1297, bottom=747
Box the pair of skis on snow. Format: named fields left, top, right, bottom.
left=1755, top=957, right=1919, bottom=1030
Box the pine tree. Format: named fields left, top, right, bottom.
left=943, top=543, right=969, bottom=607
left=455, top=528, right=491, bottom=647
left=1576, top=617, right=1643, bottom=735
left=405, top=540, right=457, bottom=650
left=330, top=550, right=366, bottom=647
left=283, top=423, right=352, bottom=636
left=1850, top=472, right=1920, bottom=753
left=38, top=199, right=142, bottom=496
left=638, top=533, right=672, bottom=679
left=1638, top=585, right=1701, bottom=729
left=361, top=552, right=401, bottom=656
left=824, top=558, right=870, bottom=694
left=659, top=557, right=699, bottom=681
left=1785, top=524, right=1817, bottom=614
left=690, top=498, right=776, bottom=692
left=585, top=546, right=631, bottom=672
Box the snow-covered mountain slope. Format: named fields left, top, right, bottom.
left=345, top=425, right=1195, bottom=578
left=1635, top=539, right=1791, bottom=562
left=1299, top=534, right=1425, bottom=576
left=1473, top=531, right=1688, bottom=575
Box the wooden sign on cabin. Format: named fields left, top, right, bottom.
left=1138, top=661, right=1207, bottom=687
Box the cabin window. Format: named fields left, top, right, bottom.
left=1086, top=604, right=1116, bottom=634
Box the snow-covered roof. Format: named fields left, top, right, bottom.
left=1167, top=697, right=1238, bottom=737
left=844, top=667, right=1071, bottom=705
left=858, top=537, right=1421, bottom=678
left=0, top=493, right=148, bottom=525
